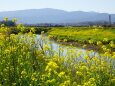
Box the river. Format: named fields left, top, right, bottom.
left=34, top=35, right=99, bottom=60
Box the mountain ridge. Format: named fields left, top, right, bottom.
left=0, top=8, right=114, bottom=24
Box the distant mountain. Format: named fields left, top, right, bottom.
left=0, top=8, right=115, bottom=24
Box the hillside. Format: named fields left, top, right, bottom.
left=0, top=8, right=114, bottom=24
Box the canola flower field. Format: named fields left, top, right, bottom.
left=48, top=27, right=115, bottom=52
left=0, top=21, right=115, bottom=86
left=48, top=27, right=115, bottom=44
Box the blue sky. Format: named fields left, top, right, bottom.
left=0, top=0, right=115, bottom=13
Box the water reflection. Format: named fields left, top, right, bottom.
left=35, top=35, right=99, bottom=60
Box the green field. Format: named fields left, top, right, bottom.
left=48, top=27, right=115, bottom=43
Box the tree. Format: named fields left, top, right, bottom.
left=0, top=20, right=16, bottom=27
left=4, top=18, right=9, bottom=21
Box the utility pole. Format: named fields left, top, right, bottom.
left=109, top=15, right=111, bottom=25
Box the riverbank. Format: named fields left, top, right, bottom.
left=47, top=27, right=115, bottom=52
left=1, top=26, right=115, bottom=52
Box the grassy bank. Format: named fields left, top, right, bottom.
left=48, top=27, right=115, bottom=43
left=48, top=27, right=115, bottom=52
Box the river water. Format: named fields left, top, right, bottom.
left=34, top=35, right=99, bottom=60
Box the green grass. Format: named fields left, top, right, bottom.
left=48, top=27, right=115, bottom=43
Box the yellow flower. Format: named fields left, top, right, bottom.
left=1, top=24, right=5, bottom=27
left=32, top=72, right=37, bottom=76
left=77, top=51, right=82, bottom=57
left=31, top=77, right=37, bottom=81
left=112, top=55, right=115, bottom=59
left=43, top=45, right=49, bottom=50
left=12, top=83, right=16, bottom=86
left=60, top=80, right=70, bottom=86
left=89, top=40, right=93, bottom=44
left=57, top=39, right=61, bottom=42
left=80, top=66, right=88, bottom=71
left=76, top=71, right=82, bottom=76
left=89, top=78, right=95, bottom=82
left=48, top=35, right=53, bottom=38
left=92, top=56, right=99, bottom=62
left=31, top=28, right=36, bottom=33
left=63, top=39, right=67, bottom=42
left=83, top=44, right=87, bottom=48
left=58, top=72, right=65, bottom=77
left=5, top=49, right=10, bottom=54
left=21, top=70, right=27, bottom=75
left=12, top=18, right=17, bottom=23
left=46, top=79, right=56, bottom=83
left=103, top=38, right=108, bottom=42
left=110, top=43, right=115, bottom=48
left=45, top=61, right=59, bottom=72
left=41, top=31, right=44, bottom=34
left=84, top=55, right=90, bottom=60
left=97, top=41, right=102, bottom=45
left=111, top=79, right=115, bottom=82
